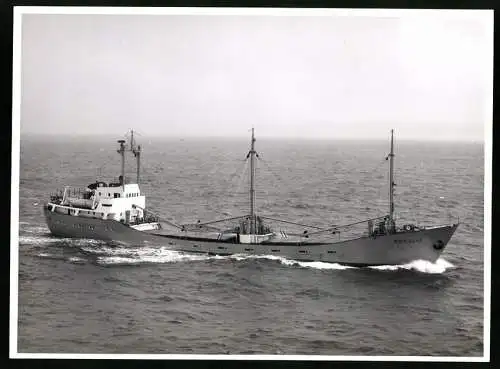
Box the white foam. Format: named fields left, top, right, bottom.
left=19, top=235, right=62, bottom=246
left=369, top=258, right=455, bottom=274
left=97, top=256, right=141, bottom=265
left=95, top=246, right=216, bottom=265
left=68, top=239, right=106, bottom=247
left=68, top=256, right=86, bottom=264
left=295, top=261, right=355, bottom=270
left=80, top=245, right=131, bottom=255
left=37, top=252, right=64, bottom=260
left=229, top=254, right=454, bottom=274
left=228, top=254, right=354, bottom=270
left=20, top=226, right=49, bottom=234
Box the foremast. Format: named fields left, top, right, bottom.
left=388, top=129, right=396, bottom=232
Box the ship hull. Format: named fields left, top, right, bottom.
left=43, top=205, right=458, bottom=266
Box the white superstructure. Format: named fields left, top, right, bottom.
left=46, top=131, right=161, bottom=232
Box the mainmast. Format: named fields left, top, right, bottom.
left=246, top=128, right=257, bottom=234
left=388, top=129, right=395, bottom=229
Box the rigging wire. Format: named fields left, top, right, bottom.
left=226, top=158, right=250, bottom=210
left=258, top=216, right=325, bottom=230
left=219, top=157, right=249, bottom=206
left=306, top=215, right=387, bottom=236
left=97, top=135, right=396, bottom=234
left=132, top=204, right=183, bottom=230
left=183, top=214, right=249, bottom=227
left=341, top=156, right=392, bottom=222
left=256, top=154, right=292, bottom=194
left=258, top=153, right=390, bottom=213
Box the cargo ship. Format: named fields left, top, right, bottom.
left=44, top=129, right=458, bottom=266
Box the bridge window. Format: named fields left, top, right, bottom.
left=327, top=251, right=336, bottom=254
left=271, top=249, right=280, bottom=252
left=244, top=248, right=254, bottom=251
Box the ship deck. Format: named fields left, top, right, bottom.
left=146, top=228, right=330, bottom=246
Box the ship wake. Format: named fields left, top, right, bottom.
left=232, top=254, right=455, bottom=274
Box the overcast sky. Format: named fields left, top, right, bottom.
left=19, top=9, right=492, bottom=140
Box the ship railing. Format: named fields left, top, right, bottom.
left=143, top=214, right=160, bottom=223
left=65, top=187, right=93, bottom=199
left=49, top=194, right=64, bottom=203
left=51, top=187, right=94, bottom=201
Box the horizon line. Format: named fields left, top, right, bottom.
left=21, top=132, right=484, bottom=143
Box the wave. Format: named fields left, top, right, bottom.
left=36, top=252, right=66, bottom=260
left=36, top=253, right=87, bottom=264
left=19, top=234, right=107, bottom=248
left=93, top=246, right=220, bottom=266
left=68, top=256, right=86, bottom=264
left=19, top=235, right=66, bottom=246
left=19, top=224, right=50, bottom=234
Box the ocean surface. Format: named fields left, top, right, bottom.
left=16, top=136, right=484, bottom=356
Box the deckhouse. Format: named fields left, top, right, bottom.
left=46, top=131, right=159, bottom=229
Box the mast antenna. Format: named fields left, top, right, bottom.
left=130, top=129, right=141, bottom=184
left=133, top=142, right=141, bottom=185
left=117, top=139, right=126, bottom=188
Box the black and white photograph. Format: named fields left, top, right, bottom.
left=10, top=7, right=491, bottom=360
